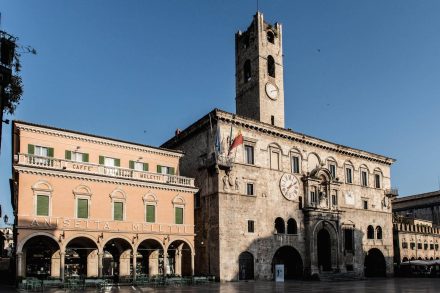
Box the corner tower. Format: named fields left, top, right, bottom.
left=235, top=12, right=285, bottom=128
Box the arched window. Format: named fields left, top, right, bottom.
left=244, top=60, right=251, bottom=82
left=267, top=31, right=275, bottom=44
left=402, top=257, right=408, bottom=262
left=267, top=55, right=275, bottom=78
left=376, top=226, right=383, bottom=240
left=275, top=217, right=285, bottom=234
left=367, top=225, right=374, bottom=239
left=287, top=218, right=297, bottom=234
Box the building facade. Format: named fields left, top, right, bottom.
left=393, top=190, right=440, bottom=227
left=393, top=216, right=440, bottom=264
left=11, top=121, right=197, bottom=280
left=162, top=13, right=396, bottom=281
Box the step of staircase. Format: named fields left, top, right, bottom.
left=318, top=271, right=364, bottom=282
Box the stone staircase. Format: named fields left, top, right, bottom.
left=318, top=271, right=364, bottom=282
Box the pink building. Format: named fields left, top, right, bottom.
left=11, top=121, right=197, bottom=281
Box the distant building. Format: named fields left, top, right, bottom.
left=10, top=121, right=197, bottom=280
left=393, top=190, right=440, bottom=227
left=162, top=12, right=397, bottom=281
left=0, top=227, right=13, bottom=257
left=393, top=216, right=440, bottom=265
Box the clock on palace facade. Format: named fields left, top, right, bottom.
left=279, top=173, right=300, bottom=201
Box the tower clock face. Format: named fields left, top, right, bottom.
left=280, top=173, right=300, bottom=201
left=265, top=82, right=279, bottom=100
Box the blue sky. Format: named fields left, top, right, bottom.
left=1, top=0, right=440, bottom=221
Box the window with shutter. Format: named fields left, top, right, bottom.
left=65, top=150, right=72, bottom=160
left=146, top=205, right=155, bottom=223
left=36, top=195, right=49, bottom=216
left=114, top=202, right=124, bottom=221
left=28, top=144, right=35, bottom=154
left=175, top=207, right=183, bottom=224
left=77, top=198, right=88, bottom=219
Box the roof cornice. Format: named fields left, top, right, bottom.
left=162, top=109, right=395, bottom=166
left=14, top=121, right=183, bottom=158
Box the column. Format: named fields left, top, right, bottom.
left=16, top=252, right=23, bottom=278
left=163, top=251, right=168, bottom=276
left=98, top=252, right=103, bottom=277
left=132, top=251, right=137, bottom=282
left=191, top=253, right=195, bottom=276
left=60, top=251, right=66, bottom=281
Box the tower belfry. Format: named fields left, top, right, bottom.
left=235, top=12, right=285, bottom=128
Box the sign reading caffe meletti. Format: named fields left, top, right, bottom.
left=19, top=216, right=192, bottom=234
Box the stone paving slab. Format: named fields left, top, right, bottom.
left=3, top=278, right=440, bottom=293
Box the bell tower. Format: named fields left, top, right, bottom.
left=235, top=12, right=285, bottom=128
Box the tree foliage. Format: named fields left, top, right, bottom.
left=1, top=32, right=36, bottom=115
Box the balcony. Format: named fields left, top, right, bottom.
left=205, top=153, right=233, bottom=170
left=15, top=153, right=195, bottom=188
left=385, top=188, right=399, bottom=197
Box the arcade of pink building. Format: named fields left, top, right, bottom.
left=10, top=121, right=197, bottom=281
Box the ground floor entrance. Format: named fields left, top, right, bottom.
left=364, top=248, right=386, bottom=277
left=272, top=246, right=303, bottom=280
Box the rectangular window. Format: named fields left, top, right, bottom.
left=410, top=242, right=415, bottom=250
left=361, top=171, right=368, bottom=187
left=435, top=244, right=439, bottom=251
left=244, top=145, right=254, bottom=165
left=113, top=202, right=124, bottom=221
left=271, top=115, right=275, bottom=125
left=311, top=190, right=317, bottom=204
left=175, top=207, right=184, bottom=224
left=29, top=145, right=53, bottom=165
left=375, top=174, right=381, bottom=188
left=246, top=183, right=254, bottom=196
left=363, top=200, right=368, bottom=210
left=402, top=242, right=408, bottom=249
left=417, top=243, right=422, bottom=250
left=346, top=167, right=352, bottom=184
left=157, top=165, right=175, bottom=175
left=146, top=205, right=155, bottom=223
left=129, top=160, right=149, bottom=171
left=77, top=198, right=89, bottom=219
left=270, top=150, right=280, bottom=170
left=424, top=243, right=428, bottom=250
left=329, top=164, right=336, bottom=179
left=430, top=244, right=434, bottom=250
left=36, top=195, right=49, bottom=216
left=66, top=151, right=89, bottom=163
left=344, top=229, right=354, bottom=251
left=248, top=220, right=255, bottom=233
left=291, top=156, right=300, bottom=174
left=332, top=192, right=338, bottom=206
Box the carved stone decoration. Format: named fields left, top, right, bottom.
left=222, top=175, right=229, bottom=191
left=234, top=177, right=240, bottom=191
left=319, top=190, right=328, bottom=208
